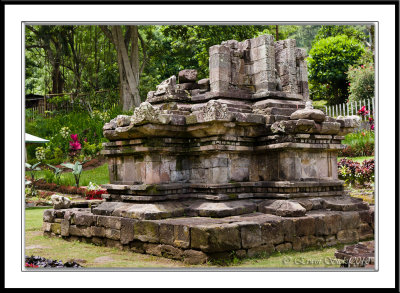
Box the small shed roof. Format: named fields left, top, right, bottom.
left=25, top=133, right=49, bottom=143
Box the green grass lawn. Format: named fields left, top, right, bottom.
left=32, top=163, right=109, bottom=187
left=25, top=207, right=350, bottom=269
left=338, top=156, right=374, bottom=163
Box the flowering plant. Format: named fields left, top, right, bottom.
left=357, top=105, right=369, bottom=116
left=69, top=134, right=82, bottom=158
left=60, top=126, right=71, bottom=139
left=85, top=182, right=106, bottom=200
left=338, top=158, right=374, bottom=186
left=35, top=146, right=46, bottom=161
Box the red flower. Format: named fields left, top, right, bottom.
left=358, top=106, right=369, bottom=116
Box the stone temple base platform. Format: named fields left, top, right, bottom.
left=42, top=34, right=373, bottom=265
left=43, top=197, right=374, bottom=265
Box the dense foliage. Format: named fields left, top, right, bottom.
left=338, top=158, right=374, bottom=186
left=339, top=130, right=375, bottom=157
left=308, top=35, right=365, bottom=104
left=347, top=48, right=375, bottom=102
left=25, top=105, right=123, bottom=164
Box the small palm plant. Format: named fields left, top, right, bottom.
left=61, top=160, right=88, bottom=188
left=25, top=162, right=41, bottom=196
left=46, top=164, right=64, bottom=185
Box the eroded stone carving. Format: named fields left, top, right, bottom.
left=130, top=102, right=162, bottom=125
left=154, top=75, right=176, bottom=96
left=51, top=194, right=71, bottom=209
left=203, top=100, right=230, bottom=122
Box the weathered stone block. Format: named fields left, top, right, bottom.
left=43, top=209, right=55, bottom=222
left=340, top=211, right=360, bottom=230
left=247, top=244, right=275, bottom=257
left=290, top=108, right=325, bottom=123
left=50, top=223, right=61, bottom=234
left=173, top=225, right=190, bottom=249
left=310, top=212, right=341, bottom=236
left=358, top=223, right=374, bottom=241
left=105, top=228, right=121, bottom=240
left=69, top=225, right=91, bottom=237
left=299, top=235, right=324, bottom=249
left=60, top=219, right=70, bottom=236
left=240, top=223, right=262, bottom=248
left=182, top=250, right=208, bottom=265
left=159, top=244, right=183, bottom=260
left=293, top=216, right=315, bottom=236
left=97, top=215, right=121, bottom=230
left=178, top=69, right=198, bottom=83
left=91, top=226, right=106, bottom=238
left=337, top=229, right=359, bottom=244
left=159, top=223, right=174, bottom=246
left=91, top=237, right=105, bottom=246
left=133, top=221, right=159, bottom=243
left=75, top=213, right=96, bottom=226
left=275, top=242, right=292, bottom=252
left=42, top=222, right=52, bottom=232
left=191, top=224, right=241, bottom=252
left=144, top=243, right=162, bottom=256
left=106, top=239, right=123, bottom=249
left=261, top=220, right=284, bottom=245
left=120, top=218, right=136, bottom=244
left=325, top=235, right=337, bottom=247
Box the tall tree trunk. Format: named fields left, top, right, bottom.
left=275, top=25, right=279, bottom=41
left=100, top=25, right=142, bottom=111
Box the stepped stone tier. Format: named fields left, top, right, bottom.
left=43, top=35, right=373, bottom=265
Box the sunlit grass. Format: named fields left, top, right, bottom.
left=33, top=163, right=109, bottom=187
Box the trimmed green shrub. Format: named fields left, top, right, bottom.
left=308, top=35, right=365, bottom=104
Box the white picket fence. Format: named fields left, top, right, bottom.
left=325, top=99, right=375, bottom=121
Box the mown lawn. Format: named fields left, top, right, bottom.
left=33, top=163, right=109, bottom=187
left=25, top=207, right=349, bottom=269
left=338, top=156, right=374, bottom=163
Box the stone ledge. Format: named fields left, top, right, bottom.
left=43, top=205, right=374, bottom=264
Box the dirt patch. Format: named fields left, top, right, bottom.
left=93, top=256, right=115, bottom=264
left=26, top=245, right=50, bottom=250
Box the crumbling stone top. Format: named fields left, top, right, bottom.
left=103, top=34, right=360, bottom=141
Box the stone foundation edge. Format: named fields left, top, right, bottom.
left=42, top=207, right=374, bottom=265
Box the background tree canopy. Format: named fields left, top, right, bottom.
left=25, top=24, right=374, bottom=110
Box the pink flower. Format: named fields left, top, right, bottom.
left=84, top=138, right=88, bottom=142
left=70, top=134, right=78, bottom=142
left=358, top=106, right=369, bottom=116
left=69, top=141, right=81, bottom=151
left=371, top=124, right=374, bottom=131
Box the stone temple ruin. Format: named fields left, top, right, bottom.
left=43, top=35, right=374, bottom=265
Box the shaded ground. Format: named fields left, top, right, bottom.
left=25, top=208, right=352, bottom=269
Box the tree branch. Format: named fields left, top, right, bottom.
left=138, top=32, right=147, bottom=75
left=99, top=25, right=114, bottom=44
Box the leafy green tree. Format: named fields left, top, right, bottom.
left=308, top=35, right=365, bottom=104
left=313, top=25, right=368, bottom=44
left=287, top=25, right=321, bottom=52
left=160, top=25, right=268, bottom=79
